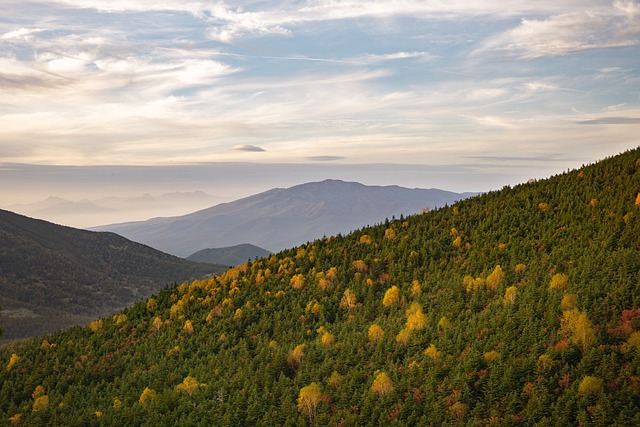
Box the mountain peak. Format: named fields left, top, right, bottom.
left=93, top=181, right=474, bottom=255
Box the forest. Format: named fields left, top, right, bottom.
left=1, top=148, right=640, bottom=426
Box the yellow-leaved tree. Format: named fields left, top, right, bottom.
left=504, top=286, right=517, bottom=304
left=368, top=324, right=385, bottom=344
left=287, top=344, right=305, bottom=368
left=424, top=343, right=441, bottom=360
left=549, top=273, right=569, bottom=290
left=578, top=376, right=603, bottom=396
left=560, top=294, right=578, bottom=311
left=139, top=387, right=157, bottom=405
left=371, top=372, right=394, bottom=396
left=176, top=376, right=206, bottom=397
left=6, top=353, right=20, bottom=371
left=560, top=309, right=596, bottom=352
left=290, top=274, right=306, bottom=289
left=486, top=265, right=504, bottom=290
left=298, top=382, right=322, bottom=426
left=340, top=289, right=357, bottom=311
left=183, top=320, right=194, bottom=335
left=382, top=286, right=400, bottom=307
left=406, top=302, right=426, bottom=330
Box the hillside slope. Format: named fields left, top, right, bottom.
left=92, top=180, right=475, bottom=256
left=2, top=149, right=640, bottom=425
left=0, top=210, right=226, bottom=342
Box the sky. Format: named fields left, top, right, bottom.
left=1, top=0, right=640, bottom=225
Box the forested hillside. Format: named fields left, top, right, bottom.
left=2, top=149, right=640, bottom=425
left=0, top=210, right=226, bottom=342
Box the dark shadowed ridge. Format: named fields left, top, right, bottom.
left=92, top=179, right=476, bottom=256
left=187, top=244, right=272, bottom=267
left=0, top=209, right=226, bottom=343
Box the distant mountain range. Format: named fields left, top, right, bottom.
left=93, top=180, right=476, bottom=256
left=0, top=209, right=226, bottom=342
left=4, top=191, right=221, bottom=228
left=187, top=244, right=272, bottom=266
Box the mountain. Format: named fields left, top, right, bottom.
left=187, top=244, right=272, bottom=266
left=92, top=180, right=476, bottom=256
left=2, top=148, right=640, bottom=425
left=0, top=209, right=226, bottom=343
left=4, top=191, right=221, bottom=229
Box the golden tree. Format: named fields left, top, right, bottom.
left=352, top=260, right=367, bottom=272
left=406, top=302, right=426, bottom=330
left=504, top=286, right=517, bottom=304
left=484, top=350, right=500, bottom=363
left=560, top=309, right=596, bottom=352
left=287, top=344, right=305, bottom=368
left=327, top=371, right=342, bottom=388
left=395, top=329, right=411, bottom=346
left=325, top=267, right=338, bottom=282
left=384, top=228, right=397, bottom=240
left=359, top=235, right=373, bottom=244
left=371, top=372, right=394, bottom=396
left=368, top=324, right=385, bottom=344
left=183, top=320, right=195, bottom=335
left=151, top=316, right=163, bottom=332
left=89, top=319, right=103, bottom=332
left=340, top=289, right=357, bottom=311
left=382, top=286, right=400, bottom=307
left=320, top=332, right=335, bottom=346
left=438, top=316, right=451, bottom=330
left=6, top=353, right=20, bottom=371
left=176, top=376, right=206, bottom=397
left=139, top=387, right=157, bottom=405
left=486, top=265, right=504, bottom=290
left=560, top=294, right=578, bottom=311
left=578, top=376, right=603, bottom=396
left=424, top=343, right=441, bottom=360
left=411, top=280, right=422, bottom=297
left=449, top=402, right=468, bottom=423
left=298, top=382, right=322, bottom=425
left=549, top=273, right=569, bottom=290
left=32, top=395, right=49, bottom=412
left=290, top=274, right=306, bottom=289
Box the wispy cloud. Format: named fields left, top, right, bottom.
left=306, top=156, right=345, bottom=162
left=233, top=145, right=266, bottom=152
left=576, top=117, right=640, bottom=124
left=475, top=1, right=640, bottom=59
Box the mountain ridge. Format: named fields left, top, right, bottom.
left=186, top=243, right=272, bottom=267
left=93, top=179, right=476, bottom=256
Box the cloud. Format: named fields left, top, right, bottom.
left=355, top=51, right=436, bottom=64
left=306, top=156, right=345, bottom=161
left=233, top=144, right=266, bottom=152
left=474, top=1, right=640, bottom=59
left=1, top=27, right=43, bottom=41
left=576, top=117, right=640, bottom=124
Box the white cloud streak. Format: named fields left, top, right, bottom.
left=475, top=0, right=640, bottom=59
